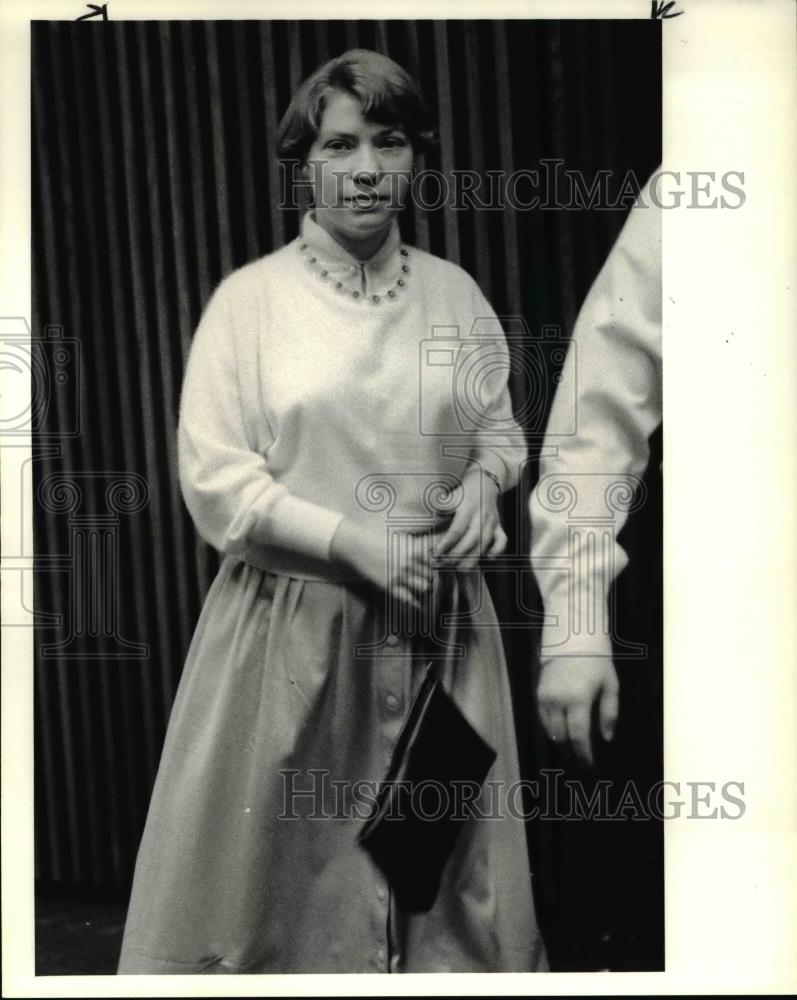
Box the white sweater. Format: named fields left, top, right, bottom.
left=178, top=211, right=526, bottom=581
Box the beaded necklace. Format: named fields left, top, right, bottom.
left=297, top=240, right=411, bottom=305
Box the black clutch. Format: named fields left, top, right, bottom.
left=357, top=572, right=497, bottom=913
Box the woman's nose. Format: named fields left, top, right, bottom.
left=350, top=144, right=381, bottom=183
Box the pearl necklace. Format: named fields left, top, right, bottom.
left=297, top=240, right=411, bottom=305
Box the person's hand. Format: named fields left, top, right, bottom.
left=330, top=517, right=440, bottom=610
left=433, top=467, right=507, bottom=571
left=536, top=657, right=619, bottom=768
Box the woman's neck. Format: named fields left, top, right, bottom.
left=312, top=212, right=393, bottom=263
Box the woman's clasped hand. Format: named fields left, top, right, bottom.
left=330, top=466, right=508, bottom=610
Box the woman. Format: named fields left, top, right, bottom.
left=118, top=48, right=547, bottom=974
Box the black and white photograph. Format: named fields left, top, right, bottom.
left=1, top=0, right=795, bottom=994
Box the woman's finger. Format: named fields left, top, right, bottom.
left=456, top=530, right=488, bottom=569
left=403, top=545, right=433, bottom=577
left=405, top=531, right=433, bottom=567
left=404, top=572, right=433, bottom=597
left=446, top=515, right=484, bottom=560
left=392, top=583, right=422, bottom=612
left=428, top=528, right=449, bottom=556
left=484, top=526, right=507, bottom=558
left=447, top=535, right=481, bottom=564
left=435, top=515, right=469, bottom=559
left=450, top=512, right=500, bottom=565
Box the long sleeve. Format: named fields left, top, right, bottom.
left=177, top=280, right=345, bottom=563
left=462, top=279, right=527, bottom=494
left=529, top=190, right=662, bottom=661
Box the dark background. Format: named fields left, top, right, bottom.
left=32, top=18, right=662, bottom=973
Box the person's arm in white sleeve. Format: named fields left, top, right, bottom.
left=437, top=278, right=526, bottom=565
left=468, top=318, right=525, bottom=497
left=177, top=280, right=344, bottom=563
left=529, top=186, right=662, bottom=766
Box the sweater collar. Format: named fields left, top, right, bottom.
left=299, top=211, right=403, bottom=296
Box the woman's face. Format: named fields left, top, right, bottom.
left=304, top=89, right=414, bottom=257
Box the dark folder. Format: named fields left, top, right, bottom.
left=357, top=571, right=497, bottom=913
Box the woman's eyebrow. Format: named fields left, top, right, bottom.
left=371, top=124, right=407, bottom=136
left=319, top=130, right=358, bottom=141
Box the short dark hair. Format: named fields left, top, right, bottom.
left=277, top=48, right=436, bottom=164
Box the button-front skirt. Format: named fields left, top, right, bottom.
left=117, top=555, right=548, bottom=973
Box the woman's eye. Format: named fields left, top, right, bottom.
left=381, top=136, right=408, bottom=149
left=324, top=139, right=350, bottom=152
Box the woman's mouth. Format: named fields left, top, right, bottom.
left=344, top=194, right=390, bottom=211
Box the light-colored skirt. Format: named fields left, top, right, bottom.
left=117, top=554, right=548, bottom=973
